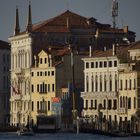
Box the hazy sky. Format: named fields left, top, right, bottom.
left=0, top=0, right=140, bottom=42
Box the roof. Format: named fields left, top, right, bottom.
left=0, top=40, right=10, bottom=50
left=128, top=41, right=140, bottom=50
left=87, top=45, right=131, bottom=63
left=55, top=47, right=70, bottom=56
left=32, top=10, right=93, bottom=33
left=15, top=10, right=135, bottom=38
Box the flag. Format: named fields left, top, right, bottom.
left=12, top=86, right=18, bottom=95
left=12, top=84, right=20, bottom=95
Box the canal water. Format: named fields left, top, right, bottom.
left=0, top=132, right=140, bottom=140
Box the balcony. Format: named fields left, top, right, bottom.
left=81, top=91, right=118, bottom=98
left=37, top=109, right=47, bottom=115
left=118, top=108, right=127, bottom=114
left=14, top=94, right=22, bottom=101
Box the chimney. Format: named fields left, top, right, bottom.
left=34, top=55, right=37, bottom=67
left=112, top=44, right=116, bottom=56
left=66, top=17, right=69, bottom=28
left=123, top=26, right=128, bottom=33
left=104, top=46, right=107, bottom=51
left=49, top=54, right=52, bottom=67
left=89, top=46, right=92, bottom=57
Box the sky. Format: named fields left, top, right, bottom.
left=0, top=0, right=140, bottom=42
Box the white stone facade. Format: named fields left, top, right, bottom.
left=81, top=47, right=140, bottom=129
left=81, top=56, right=119, bottom=122
left=9, top=34, right=32, bottom=126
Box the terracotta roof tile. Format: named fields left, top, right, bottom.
left=128, top=41, right=140, bottom=50
left=53, top=61, right=64, bottom=67
left=32, top=10, right=93, bottom=32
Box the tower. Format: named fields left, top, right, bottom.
left=112, top=0, right=118, bottom=28
left=26, top=1, right=32, bottom=32
left=14, top=6, right=20, bottom=36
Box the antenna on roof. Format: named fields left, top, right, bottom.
left=112, top=0, right=118, bottom=28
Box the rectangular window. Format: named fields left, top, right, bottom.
left=48, top=101, right=50, bottom=111
left=48, top=84, right=50, bottom=92
left=103, top=100, right=106, bottom=109
left=128, top=98, right=131, bottom=109
left=109, top=61, right=112, bottom=67
left=110, top=80, right=112, bottom=91
left=104, top=61, right=107, bottom=67
left=45, top=71, right=47, bottom=76
left=40, top=84, right=43, bottom=93
left=37, top=101, right=39, bottom=110
left=95, top=62, right=98, bottom=68
left=95, top=100, right=97, bottom=109
left=31, top=84, right=34, bottom=92
left=114, top=61, right=117, bottom=67
left=108, top=100, right=112, bottom=110
left=113, top=100, right=117, bottom=109
left=32, top=101, right=34, bottom=111
left=91, top=100, right=93, bottom=108
left=45, top=84, right=47, bottom=93
left=99, top=62, right=102, bottom=68
left=40, top=58, right=42, bottom=64
left=52, top=71, right=54, bottom=76
left=45, top=58, right=47, bottom=64
left=104, top=79, right=107, bottom=91
left=129, top=79, right=131, bottom=90
left=48, top=71, right=50, bottom=76
left=37, top=84, right=39, bottom=92
left=52, top=84, right=55, bottom=92
left=31, top=72, right=34, bottom=76
left=86, top=62, right=89, bottom=68
left=91, top=62, right=94, bottom=68
left=37, top=72, right=39, bottom=76
left=40, top=72, right=42, bottom=76
left=134, top=79, right=136, bottom=89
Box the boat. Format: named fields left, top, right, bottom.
left=17, top=127, right=34, bottom=136
left=33, top=115, right=60, bottom=133
left=109, top=131, right=131, bottom=137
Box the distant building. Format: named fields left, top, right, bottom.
left=0, top=40, right=10, bottom=127
left=81, top=41, right=140, bottom=132
left=9, top=3, right=135, bottom=127
left=31, top=47, right=84, bottom=127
